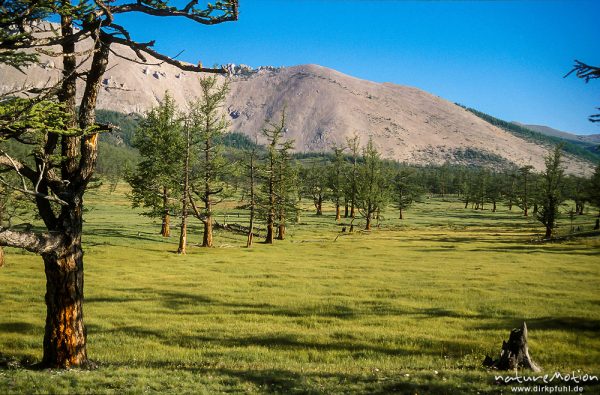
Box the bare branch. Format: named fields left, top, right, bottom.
left=0, top=151, right=37, bottom=184
left=0, top=174, right=68, bottom=206
left=107, top=35, right=227, bottom=74
left=0, top=227, right=64, bottom=254
left=112, top=1, right=238, bottom=26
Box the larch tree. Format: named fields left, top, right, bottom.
left=536, top=145, right=566, bottom=239
left=328, top=145, right=346, bottom=221
left=302, top=163, right=328, bottom=216
left=346, top=134, right=360, bottom=221
left=127, top=92, right=183, bottom=237
left=356, top=138, right=388, bottom=230
left=245, top=144, right=259, bottom=247
left=261, top=111, right=289, bottom=244
left=588, top=164, right=600, bottom=229
left=517, top=165, right=534, bottom=216
left=187, top=76, right=231, bottom=248
left=275, top=140, right=297, bottom=240
left=0, top=0, right=238, bottom=368
left=392, top=167, right=421, bottom=220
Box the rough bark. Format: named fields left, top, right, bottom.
left=265, top=151, right=275, bottom=244
left=277, top=223, right=285, bottom=240
left=484, top=322, right=541, bottom=372
left=161, top=186, right=170, bottom=237
left=178, top=127, right=191, bottom=254
left=246, top=151, right=256, bottom=248
left=41, top=243, right=87, bottom=368
left=544, top=225, right=552, bottom=239
left=316, top=196, right=323, bottom=216
left=202, top=212, right=213, bottom=247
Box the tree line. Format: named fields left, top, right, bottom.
left=127, top=87, right=600, bottom=249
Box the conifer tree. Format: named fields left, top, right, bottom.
left=536, top=145, right=566, bottom=239
left=127, top=92, right=183, bottom=237
left=187, top=76, right=231, bottom=247
left=356, top=138, right=388, bottom=230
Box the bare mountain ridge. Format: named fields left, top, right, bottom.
left=0, top=41, right=592, bottom=174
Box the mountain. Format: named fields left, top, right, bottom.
left=0, top=41, right=594, bottom=174
left=513, top=122, right=600, bottom=144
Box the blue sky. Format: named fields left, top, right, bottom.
left=116, top=0, right=600, bottom=135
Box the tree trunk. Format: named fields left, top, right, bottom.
left=350, top=204, right=355, bottom=218
left=277, top=223, right=285, bottom=240
left=344, top=201, right=349, bottom=218
left=316, top=196, right=323, bottom=216
left=265, top=222, right=274, bottom=244
left=202, top=215, right=213, bottom=247
left=41, top=242, right=88, bottom=368
left=492, top=201, right=497, bottom=212
left=544, top=225, right=552, bottom=239
left=178, top=126, right=191, bottom=254
left=399, top=208, right=403, bottom=220
left=335, top=204, right=341, bottom=221
left=161, top=186, right=170, bottom=237
left=464, top=200, right=469, bottom=209
left=365, top=215, right=372, bottom=230
left=483, top=322, right=541, bottom=372
left=0, top=246, right=4, bottom=268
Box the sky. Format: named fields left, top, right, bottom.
left=115, top=0, right=600, bottom=135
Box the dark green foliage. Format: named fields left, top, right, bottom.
left=187, top=76, right=232, bottom=246
left=127, top=93, right=183, bottom=221
left=536, top=145, right=566, bottom=239
left=461, top=105, right=600, bottom=163
left=391, top=167, right=422, bottom=219
left=300, top=163, right=328, bottom=216
left=450, top=148, right=513, bottom=169
left=355, top=138, right=389, bottom=229
left=217, top=132, right=263, bottom=152
left=95, top=110, right=141, bottom=147
left=587, top=164, right=600, bottom=215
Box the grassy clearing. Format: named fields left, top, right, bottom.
left=1, top=184, right=599, bottom=394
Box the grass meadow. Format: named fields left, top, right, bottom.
left=1, top=184, right=599, bottom=394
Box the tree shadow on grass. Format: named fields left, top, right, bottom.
left=474, top=316, right=600, bottom=332
left=0, top=322, right=40, bottom=333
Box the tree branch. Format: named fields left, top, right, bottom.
left=0, top=227, right=64, bottom=254
left=107, top=35, right=227, bottom=73
left=111, top=1, right=238, bottom=25
left=564, top=60, right=600, bottom=82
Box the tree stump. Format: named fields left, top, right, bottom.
left=483, top=322, right=541, bottom=372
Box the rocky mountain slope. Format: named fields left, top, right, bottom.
left=0, top=41, right=593, bottom=174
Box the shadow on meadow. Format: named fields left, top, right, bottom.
left=474, top=316, right=600, bottom=332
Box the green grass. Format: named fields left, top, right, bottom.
left=1, top=185, right=599, bottom=394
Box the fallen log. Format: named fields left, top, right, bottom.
left=483, top=322, right=541, bottom=372
left=213, top=221, right=261, bottom=237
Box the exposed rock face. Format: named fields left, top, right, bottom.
left=0, top=43, right=591, bottom=174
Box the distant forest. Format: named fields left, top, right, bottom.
left=94, top=107, right=599, bottom=186
left=458, top=105, right=600, bottom=163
